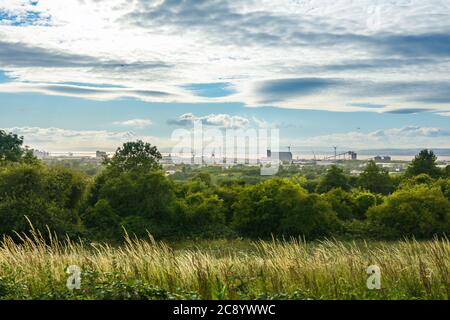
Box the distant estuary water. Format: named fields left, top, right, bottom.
left=44, top=152, right=450, bottom=163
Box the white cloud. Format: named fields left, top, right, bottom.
left=252, top=117, right=275, bottom=129
left=113, top=118, right=152, bottom=128
left=3, top=126, right=168, bottom=152
left=4, top=124, right=449, bottom=154
left=169, top=113, right=250, bottom=129
left=292, top=126, right=450, bottom=149
left=0, top=0, right=449, bottom=111
left=0, top=82, right=182, bottom=102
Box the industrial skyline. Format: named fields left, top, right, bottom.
left=1, top=0, right=450, bottom=152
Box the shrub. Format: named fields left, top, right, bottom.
left=322, top=188, right=357, bottom=220
left=316, top=165, right=350, bottom=193
left=233, top=178, right=338, bottom=239
left=0, top=164, right=86, bottom=238
left=353, top=191, right=379, bottom=219
left=367, top=185, right=450, bottom=238
left=358, top=160, right=393, bottom=195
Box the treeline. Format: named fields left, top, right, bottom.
left=0, top=130, right=449, bottom=242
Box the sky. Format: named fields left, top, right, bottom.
left=0, top=0, right=449, bottom=154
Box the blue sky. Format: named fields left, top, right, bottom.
left=1, top=0, right=450, bottom=152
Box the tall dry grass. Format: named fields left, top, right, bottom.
left=0, top=228, right=448, bottom=299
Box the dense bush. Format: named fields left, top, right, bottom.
left=0, top=134, right=448, bottom=242
left=232, top=179, right=338, bottom=238
left=0, top=164, right=86, bottom=238
left=367, top=185, right=450, bottom=238
left=322, top=188, right=357, bottom=220
left=436, top=178, right=450, bottom=200
left=405, top=149, right=442, bottom=178
left=358, top=160, right=393, bottom=195
left=316, top=165, right=350, bottom=193
left=87, top=169, right=179, bottom=239
left=0, top=130, right=38, bottom=165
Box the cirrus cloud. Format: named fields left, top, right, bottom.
left=0, top=0, right=450, bottom=113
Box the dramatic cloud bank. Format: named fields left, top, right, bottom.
left=0, top=0, right=450, bottom=113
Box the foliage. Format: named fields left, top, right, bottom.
left=0, top=164, right=86, bottom=238
left=90, top=170, right=178, bottom=239
left=83, top=199, right=122, bottom=242
left=102, top=140, right=162, bottom=175
left=323, top=188, right=357, bottom=220
left=358, top=160, right=393, bottom=195
left=316, top=165, right=350, bottom=193
left=353, top=191, right=380, bottom=219
left=405, top=149, right=441, bottom=178
left=444, top=165, right=450, bottom=178
left=0, top=232, right=448, bottom=300
left=0, top=130, right=25, bottom=163
left=232, top=179, right=338, bottom=238
left=0, top=130, right=38, bottom=165
left=0, top=141, right=449, bottom=242
left=436, top=178, right=450, bottom=201
left=367, top=185, right=450, bottom=238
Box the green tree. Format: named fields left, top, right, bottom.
left=405, top=149, right=441, bottom=178
left=358, top=160, right=393, bottom=195
left=0, top=130, right=23, bottom=163
left=86, top=141, right=177, bottom=239
left=103, top=140, right=162, bottom=175
left=89, top=170, right=177, bottom=239
left=353, top=191, right=379, bottom=219
left=316, top=165, right=350, bottom=193
left=323, top=188, right=357, bottom=220
left=399, top=173, right=435, bottom=189
left=232, top=179, right=286, bottom=238
left=0, top=164, right=86, bottom=238
left=183, top=173, right=214, bottom=194
left=232, top=178, right=338, bottom=238
left=367, top=185, right=450, bottom=238
left=435, top=178, right=450, bottom=201
left=279, top=193, right=338, bottom=238
left=215, top=185, right=242, bottom=223
left=183, top=193, right=225, bottom=226
left=0, top=130, right=37, bottom=164
left=192, top=172, right=213, bottom=187
left=99, top=171, right=175, bottom=220
left=83, top=199, right=122, bottom=242
left=443, top=165, right=450, bottom=178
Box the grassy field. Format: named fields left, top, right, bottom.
left=0, top=230, right=448, bottom=300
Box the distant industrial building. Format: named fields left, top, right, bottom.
left=267, top=149, right=293, bottom=164
left=374, top=155, right=391, bottom=162
left=323, top=150, right=357, bottom=161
